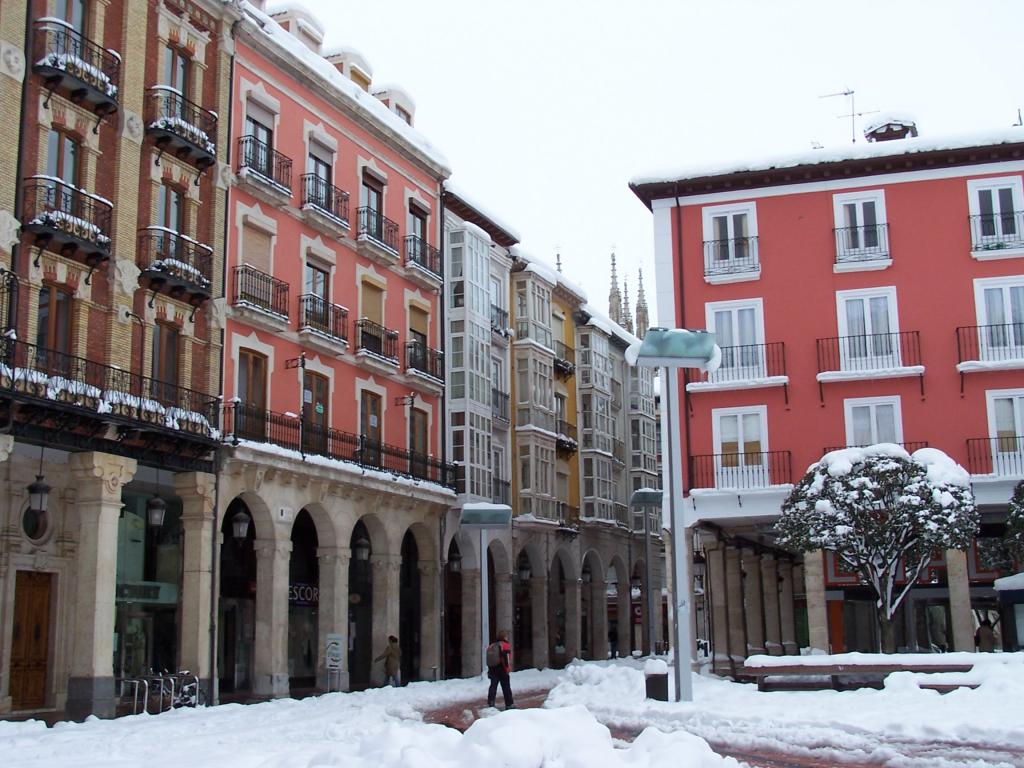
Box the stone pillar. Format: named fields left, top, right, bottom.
left=371, top=554, right=401, bottom=685
left=564, top=578, right=581, bottom=662
left=590, top=576, right=609, bottom=660
left=418, top=561, right=440, bottom=681
left=653, top=543, right=667, bottom=653
left=803, top=551, right=829, bottom=653
left=724, top=546, right=746, bottom=667
left=778, top=559, right=798, bottom=654
left=945, top=549, right=974, bottom=652
left=705, top=539, right=730, bottom=673
left=761, top=555, right=783, bottom=656
left=461, top=569, right=481, bottom=675
left=496, top=572, right=514, bottom=643
left=252, top=538, right=291, bottom=698
left=174, top=472, right=215, bottom=695
left=530, top=575, right=550, bottom=669
left=67, top=452, right=137, bottom=720
left=316, top=547, right=349, bottom=692
left=741, top=548, right=766, bottom=657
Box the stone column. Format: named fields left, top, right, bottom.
left=418, top=561, right=440, bottom=681
left=653, top=543, right=667, bottom=654
left=803, top=551, right=829, bottom=653
left=530, top=575, right=550, bottom=669
left=496, top=572, right=514, bottom=642
left=174, top=472, right=215, bottom=696
left=724, top=546, right=746, bottom=667
left=564, top=578, right=581, bottom=662
left=252, top=538, right=291, bottom=698
left=590, top=576, right=609, bottom=660
left=460, top=570, right=481, bottom=675
left=616, top=579, right=630, bottom=656
left=778, top=559, right=798, bottom=654
left=316, top=547, right=349, bottom=692
left=705, top=539, right=730, bottom=674
left=741, top=548, right=766, bottom=657
left=67, top=452, right=137, bottom=720
left=371, top=554, right=401, bottom=685
left=761, top=555, right=783, bottom=656
left=945, top=549, right=974, bottom=651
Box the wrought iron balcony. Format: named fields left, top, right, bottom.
left=299, top=294, right=348, bottom=343
left=405, top=340, right=444, bottom=380
left=554, top=340, right=575, bottom=375
left=357, top=206, right=399, bottom=252
left=969, top=211, right=1024, bottom=253
left=816, top=331, right=921, bottom=374
left=355, top=318, right=399, bottom=363
left=558, top=419, right=577, bottom=443
left=689, top=450, right=792, bottom=490
left=556, top=420, right=578, bottom=453
left=222, top=403, right=457, bottom=488
left=492, top=476, right=511, bottom=506
left=33, top=19, right=119, bottom=120
left=956, top=323, right=1024, bottom=365
left=556, top=502, right=579, bottom=525
left=301, top=173, right=349, bottom=226
left=237, top=136, right=292, bottom=193
left=967, top=436, right=1024, bottom=477
left=232, top=265, right=289, bottom=319
left=491, top=388, right=509, bottom=423
left=21, top=176, right=111, bottom=265
left=689, top=341, right=786, bottom=385
left=404, top=235, right=442, bottom=279
left=823, top=441, right=929, bottom=455
left=490, top=304, right=509, bottom=333
left=137, top=227, right=212, bottom=303
left=834, top=223, right=890, bottom=264
left=703, top=236, right=759, bottom=277
left=144, top=86, right=217, bottom=170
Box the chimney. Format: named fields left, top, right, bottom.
left=324, top=47, right=374, bottom=92
left=863, top=113, right=919, bottom=142
left=372, top=85, right=415, bottom=126
left=269, top=4, right=325, bottom=54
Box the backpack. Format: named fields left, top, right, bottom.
left=486, top=641, right=501, bottom=668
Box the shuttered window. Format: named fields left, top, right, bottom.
left=243, top=225, right=272, bottom=273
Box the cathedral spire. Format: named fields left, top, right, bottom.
left=635, top=268, right=650, bottom=339
left=621, top=278, right=634, bottom=334
left=608, top=252, right=622, bottom=324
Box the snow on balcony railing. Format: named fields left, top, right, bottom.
left=145, top=86, right=217, bottom=156
left=22, top=176, right=112, bottom=252
left=34, top=18, right=120, bottom=100
left=138, top=226, right=213, bottom=290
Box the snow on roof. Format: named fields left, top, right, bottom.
left=994, top=571, right=1024, bottom=591
left=242, top=2, right=449, bottom=172
left=631, top=126, right=1024, bottom=189
left=443, top=179, right=521, bottom=242
left=581, top=302, right=640, bottom=348
left=512, top=247, right=588, bottom=302
left=266, top=2, right=325, bottom=34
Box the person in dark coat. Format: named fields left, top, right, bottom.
left=375, top=635, right=401, bottom=686
left=975, top=619, right=996, bottom=652
left=486, top=629, right=514, bottom=710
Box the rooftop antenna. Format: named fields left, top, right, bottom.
left=820, top=88, right=877, bottom=144
left=1014, top=108, right=1023, bottom=127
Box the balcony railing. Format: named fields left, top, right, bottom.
left=33, top=19, right=120, bottom=115
left=612, top=437, right=626, bottom=464
left=967, top=436, right=1024, bottom=477
left=22, top=176, right=111, bottom=259
left=0, top=338, right=218, bottom=437
left=834, top=223, right=890, bottom=263
left=558, top=419, right=577, bottom=442
left=404, top=236, right=442, bottom=279
left=299, top=294, right=348, bottom=343
left=238, top=136, right=292, bottom=192
left=557, top=501, right=579, bottom=525
left=970, top=211, right=1024, bottom=252
left=223, top=403, right=456, bottom=488
left=137, top=227, right=212, bottom=298
left=355, top=319, right=399, bottom=363
left=703, top=236, right=759, bottom=276
left=816, top=331, right=921, bottom=373
left=357, top=206, right=399, bottom=252
left=405, top=341, right=443, bottom=380
left=301, top=173, right=349, bottom=225
left=144, top=86, right=217, bottom=167
left=690, top=341, right=786, bottom=384
left=233, top=265, right=289, bottom=319
left=689, top=450, right=792, bottom=490
left=554, top=340, right=575, bottom=374
left=823, top=441, right=929, bottom=455
left=491, top=388, right=509, bottom=423
left=490, top=304, right=509, bottom=332
left=956, top=323, right=1024, bottom=364
left=492, top=477, right=511, bottom=506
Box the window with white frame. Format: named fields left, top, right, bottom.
left=987, top=389, right=1024, bottom=474
left=968, top=176, right=1024, bottom=252
left=836, top=287, right=901, bottom=369
left=702, top=201, right=758, bottom=274
left=711, top=406, right=769, bottom=488
left=844, top=396, right=902, bottom=447
left=833, top=190, right=888, bottom=262
left=973, top=275, right=1024, bottom=360
left=705, top=298, right=765, bottom=379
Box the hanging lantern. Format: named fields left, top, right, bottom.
left=582, top=570, right=592, bottom=583
left=448, top=549, right=462, bottom=573
left=354, top=536, right=371, bottom=562
left=27, top=474, right=50, bottom=518
left=517, top=562, right=532, bottom=581
left=146, top=495, right=167, bottom=528
left=232, top=510, right=251, bottom=541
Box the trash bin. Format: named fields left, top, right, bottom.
left=644, top=658, right=669, bottom=701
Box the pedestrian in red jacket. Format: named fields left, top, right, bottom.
left=486, top=629, right=514, bottom=710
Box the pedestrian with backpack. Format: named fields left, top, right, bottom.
left=486, top=629, right=514, bottom=710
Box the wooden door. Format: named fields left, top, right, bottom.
left=10, top=571, right=52, bottom=709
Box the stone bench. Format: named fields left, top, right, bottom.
left=738, top=660, right=976, bottom=692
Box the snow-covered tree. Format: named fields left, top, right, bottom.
left=1006, top=480, right=1024, bottom=561
left=776, top=446, right=978, bottom=652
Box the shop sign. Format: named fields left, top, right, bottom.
left=289, top=582, right=319, bottom=605
left=325, top=633, right=343, bottom=670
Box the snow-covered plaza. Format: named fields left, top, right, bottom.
left=4, top=655, right=1023, bottom=768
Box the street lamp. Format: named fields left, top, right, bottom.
left=232, top=510, right=251, bottom=541
left=448, top=548, right=462, bottom=573
left=630, top=487, right=662, bottom=658
left=628, top=326, right=718, bottom=703
left=458, top=502, right=512, bottom=675
left=353, top=536, right=371, bottom=562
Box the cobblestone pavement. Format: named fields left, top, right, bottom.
left=419, top=688, right=1024, bottom=768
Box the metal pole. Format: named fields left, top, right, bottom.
left=663, top=365, right=693, bottom=702
left=643, top=502, right=654, bottom=656
left=480, top=527, right=489, bottom=676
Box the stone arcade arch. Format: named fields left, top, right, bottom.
left=607, top=554, right=630, bottom=658
left=580, top=549, right=607, bottom=660
left=444, top=536, right=463, bottom=678
left=287, top=510, right=319, bottom=691
left=548, top=547, right=580, bottom=667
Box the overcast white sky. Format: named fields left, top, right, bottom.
left=308, top=0, right=1024, bottom=321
